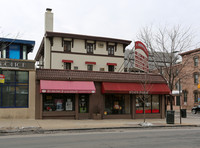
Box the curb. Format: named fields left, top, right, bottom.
left=1, top=124, right=200, bottom=135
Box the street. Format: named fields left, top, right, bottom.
left=0, top=128, right=200, bottom=148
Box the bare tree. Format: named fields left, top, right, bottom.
left=137, top=25, right=195, bottom=110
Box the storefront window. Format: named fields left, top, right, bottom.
left=0, top=70, right=29, bottom=108
left=105, top=95, right=130, bottom=115
left=136, top=96, right=144, bottom=114
left=43, top=94, right=75, bottom=112
left=152, top=95, right=160, bottom=113
left=136, top=95, right=160, bottom=114
left=79, top=94, right=89, bottom=113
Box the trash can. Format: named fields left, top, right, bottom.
left=166, top=110, right=175, bottom=124
left=181, top=109, right=187, bottom=118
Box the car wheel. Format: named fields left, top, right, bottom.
left=192, top=110, right=197, bottom=114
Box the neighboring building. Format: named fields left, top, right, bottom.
left=0, top=38, right=35, bottom=118
left=171, top=48, right=200, bottom=110
left=125, top=50, right=173, bottom=73
left=35, top=9, right=131, bottom=72
left=34, top=9, right=171, bottom=120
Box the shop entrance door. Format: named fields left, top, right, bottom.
left=79, top=94, right=89, bottom=113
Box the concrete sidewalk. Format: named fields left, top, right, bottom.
left=0, top=111, right=200, bottom=133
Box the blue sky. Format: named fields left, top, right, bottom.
left=0, top=0, right=200, bottom=59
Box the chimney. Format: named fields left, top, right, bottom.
left=45, top=8, right=53, bottom=33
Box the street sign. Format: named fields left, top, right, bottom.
left=0, top=74, right=5, bottom=83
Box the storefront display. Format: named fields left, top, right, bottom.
left=105, top=94, right=130, bottom=115
left=43, top=94, right=75, bottom=112
left=136, top=95, right=160, bottom=114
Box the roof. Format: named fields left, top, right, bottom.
left=45, top=31, right=132, bottom=45
left=36, top=69, right=168, bottom=84
left=0, top=37, right=35, bottom=53
left=179, top=48, right=200, bottom=56
left=35, top=32, right=132, bottom=61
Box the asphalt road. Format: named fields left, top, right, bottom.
left=0, top=128, right=200, bottom=148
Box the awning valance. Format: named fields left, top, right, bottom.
left=102, top=82, right=170, bottom=94
left=40, top=80, right=96, bottom=94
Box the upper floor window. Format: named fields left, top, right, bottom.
left=108, top=45, right=114, bottom=56
left=194, top=57, right=198, bottom=67
left=108, top=65, right=114, bottom=72
left=175, top=80, right=181, bottom=90
left=64, top=63, right=71, bottom=70
left=9, top=45, right=20, bottom=59
left=86, top=43, right=94, bottom=54
left=64, top=41, right=71, bottom=52
left=87, top=65, right=93, bottom=71
left=194, top=73, right=199, bottom=84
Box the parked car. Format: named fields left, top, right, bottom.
left=191, top=105, right=200, bottom=114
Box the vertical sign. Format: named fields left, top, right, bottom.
left=0, top=74, right=5, bottom=83
left=134, top=41, right=149, bottom=72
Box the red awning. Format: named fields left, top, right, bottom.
left=40, top=80, right=96, bottom=93
left=102, top=82, right=170, bottom=94
left=62, top=60, right=73, bottom=63
left=85, top=61, right=96, bottom=65
left=107, top=63, right=117, bottom=66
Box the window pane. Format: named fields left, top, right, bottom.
left=105, top=95, right=130, bottom=115
left=152, top=95, right=160, bottom=113
left=3, top=71, right=15, bottom=83
left=136, top=95, right=144, bottom=114
left=16, top=85, right=28, bottom=107
left=16, top=71, right=28, bottom=83
left=64, top=41, right=71, bottom=52
left=145, top=97, right=151, bottom=113
left=2, top=86, right=15, bottom=107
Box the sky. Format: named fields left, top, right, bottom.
left=0, top=0, right=200, bottom=60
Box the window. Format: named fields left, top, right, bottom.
left=86, top=43, right=93, bottom=54
left=194, top=57, right=198, bottom=67
left=43, top=94, right=75, bottom=111
left=9, top=45, right=20, bottom=59
left=194, top=91, right=198, bottom=103
left=194, top=73, right=198, bottom=84
left=136, top=95, right=160, bottom=114
left=108, top=65, right=114, bottom=72
left=64, top=41, right=71, bottom=52
left=105, top=94, right=130, bottom=115
left=0, top=70, right=29, bottom=108
left=23, top=46, right=27, bottom=60
left=87, top=65, right=93, bottom=71
left=108, top=45, right=114, bottom=55
left=64, top=63, right=71, bottom=70
left=183, top=90, right=188, bottom=103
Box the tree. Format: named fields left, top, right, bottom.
left=137, top=25, right=195, bottom=110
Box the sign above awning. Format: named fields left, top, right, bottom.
left=40, top=80, right=96, bottom=94
left=102, top=82, right=170, bottom=94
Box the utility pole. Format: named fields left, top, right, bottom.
left=179, top=78, right=182, bottom=124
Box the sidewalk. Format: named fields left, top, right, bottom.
left=0, top=111, right=200, bottom=134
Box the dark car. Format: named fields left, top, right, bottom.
left=191, top=105, right=200, bottom=114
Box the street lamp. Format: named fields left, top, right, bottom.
left=178, top=78, right=182, bottom=124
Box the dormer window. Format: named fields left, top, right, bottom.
left=108, top=45, right=114, bottom=56
left=64, top=41, right=71, bottom=52
left=86, top=43, right=94, bottom=54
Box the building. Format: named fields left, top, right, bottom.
left=171, top=48, right=200, bottom=110
left=0, top=38, right=35, bottom=118
left=34, top=9, right=171, bottom=120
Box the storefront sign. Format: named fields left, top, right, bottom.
left=0, top=59, right=35, bottom=70
left=0, top=74, right=5, bottom=83
left=129, top=90, right=148, bottom=94
left=134, top=41, right=149, bottom=72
